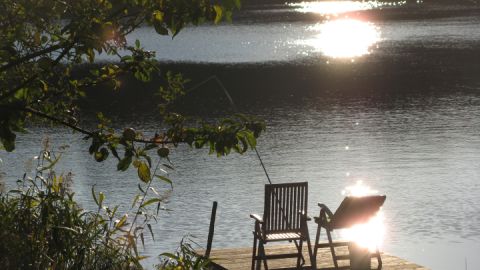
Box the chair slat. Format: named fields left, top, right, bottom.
left=292, top=186, right=296, bottom=229
left=263, top=182, right=308, bottom=234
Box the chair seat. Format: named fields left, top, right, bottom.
left=266, top=232, right=302, bottom=241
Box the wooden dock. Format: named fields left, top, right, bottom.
left=199, top=243, right=428, bottom=270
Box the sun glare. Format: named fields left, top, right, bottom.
left=304, top=19, right=381, bottom=58
left=341, top=180, right=385, bottom=252
left=342, top=180, right=378, bottom=197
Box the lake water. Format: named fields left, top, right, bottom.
left=2, top=1, right=480, bottom=269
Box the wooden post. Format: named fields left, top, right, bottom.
left=348, top=243, right=371, bottom=270
left=205, top=201, right=218, bottom=258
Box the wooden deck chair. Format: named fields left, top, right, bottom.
left=312, top=195, right=386, bottom=270
left=250, top=182, right=313, bottom=270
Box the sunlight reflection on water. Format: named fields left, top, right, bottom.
left=299, top=19, right=381, bottom=58
left=289, top=1, right=408, bottom=15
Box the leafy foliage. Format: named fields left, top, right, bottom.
left=0, top=148, right=138, bottom=269
left=0, top=0, right=265, bottom=268
left=0, top=142, right=175, bottom=269
left=0, top=0, right=265, bottom=183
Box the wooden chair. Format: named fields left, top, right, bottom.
left=312, top=195, right=386, bottom=270
left=250, top=182, right=313, bottom=270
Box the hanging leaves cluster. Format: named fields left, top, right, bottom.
left=0, top=0, right=267, bottom=184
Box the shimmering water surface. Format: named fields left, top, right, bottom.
left=2, top=1, right=480, bottom=269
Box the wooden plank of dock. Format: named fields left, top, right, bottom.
left=199, top=243, right=428, bottom=270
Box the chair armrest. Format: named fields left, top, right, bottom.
left=250, top=213, right=263, bottom=223
left=318, top=203, right=334, bottom=218
left=298, top=210, right=312, bottom=221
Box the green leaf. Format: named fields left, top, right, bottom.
left=86, top=48, right=95, bottom=62
left=99, top=192, right=105, bottom=205
left=147, top=223, right=154, bottom=240
left=140, top=198, right=161, bottom=208
left=117, top=156, right=132, bottom=171
left=234, top=0, right=242, bottom=9
left=153, top=21, right=169, bottom=35
left=131, top=194, right=141, bottom=208
left=108, top=144, right=120, bottom=160
left=94, top=147, right=109, bottom=162
left=143, top=155, right=152, bottom=168
left=39, top=153, right=62, bottom=171
left=14, top=88, right=28, bottom=100
left=0, top=126, right=16, bottom=152
left=154, top=174, right=172, bottom=188
left=133, top=159, right=141, bottom=168
left=137, top=162, right=151, bottom=183
left=116, top=215, right=127, bottom=228
left=213, top=5, right=223, bottom=24
left=157, top=147, right=169, bottom=158
left=91, top=186, right=98, bottom=206
left=140, top=232, right=145, bottom=247
left=138, top=183, right=145, bottom=193
left=153, top=10, right=164, bottom=22
left=246, top=132, right=257, bottom=148
left=239, top=130, right=256, bottom=149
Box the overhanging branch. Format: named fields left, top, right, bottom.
left=20, top=106, right=172, bottom=144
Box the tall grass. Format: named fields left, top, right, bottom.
left=0, top=148, right=143, bottom=269
left=0, top=141, right=211, bottom=269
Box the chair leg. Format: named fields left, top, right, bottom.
left=296, top=239, right=304, bottom=269
left=306, top=230, right=315, bottom=270
left=252, top=234, right=258, bottom=270
left=259, top=241, right=268, bottom=270
left=313, top=224, right=322, bottom=269
left=294, top=240, right=306, bottom=266
left=375, top=248, right=382, bottom=270
left=326, top=229, right=339, bottom=269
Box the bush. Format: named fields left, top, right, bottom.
left=0, top=147, right=143, bottom=270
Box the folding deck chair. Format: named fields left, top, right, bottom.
left=250, top=182, right=313, bottom=270
left=312, top=195, right=386, bottom=270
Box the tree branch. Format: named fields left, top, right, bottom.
left=23, top=106, right=94, bottom=136
left=21, top=106, right=173, bottom=144
left=0, top=42, right=75, bottom=102
left=0, top=44, right=63, bottom=73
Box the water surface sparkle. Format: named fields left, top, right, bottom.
left=289, top=1, right=407, bottom=15
left=301, top=19, right=381, bottom=58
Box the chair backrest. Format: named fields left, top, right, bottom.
left=330, top=195, right=386, bottom=229
left=263, top=182, right=308, bottom=234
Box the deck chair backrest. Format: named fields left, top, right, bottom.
left=330, top=195, right=386, bottom=229
left=263, top=182, right=308, bottom=234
